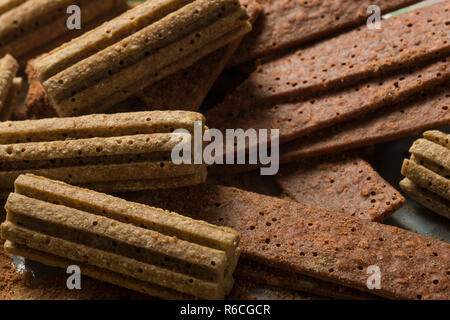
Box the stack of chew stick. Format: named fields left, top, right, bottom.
left=0, top=0, right=130, bottom=65
left=31, top=0, right=251, bottom=116
left=400, top=131, right=450, bottom=219
left=0, top=54, right=21, bottom=121
left=25, top=0, right=263, bottom=118
left=2, top=174, right=240, bottom=299
left=0, top=111, right=207, bottom=199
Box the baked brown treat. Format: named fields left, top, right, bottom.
left=400, top=131, right=450, bottom=219
left=0, top=77, right=22, bottom=121
left=0, top=54, right=18, bottom=114
left=276, top=154, right=405, bottom=222
left=229, top=0, right=421, bottom=66
left=0, top=54, right=21, bottom=121
left=400, top=178, right=450, bottom=220
left=207, top=57, right=450, bottom=145
left=0, top=111, right=208, bottom=197
left=137, top=0, right=262, bottom=111
left=1, top=174, right=240, bottom=299
left=124, top=184, right=450, bottom=300
left=31, top=0, right=252, bottom=116
left=280, top=84, right=450, bottom=163
left=0, top=0, right=129, bottom=65
left=221, top=2, right=450, bottom=107
left=235, top=259, right=377, bottom=300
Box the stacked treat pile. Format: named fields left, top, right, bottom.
left=0, top=0, right=449, bottom=300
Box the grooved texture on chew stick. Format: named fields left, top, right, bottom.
left=0, top=77, right=22, bottom=121
left=400, top=178, right=450, bottom=219
left=2, top=175, right=241, bottom=299
left=0, top=111, right=207, bottom=196
left=124, top=185, right=450, bottom=300
left=32, top=0, right=251, bottom=116
left=137, top=0, right=262, bottom=111
left=276, top=154, right=405, bottom=222
left=208, top=57, right=450, bottom=144
left=280, top=85, right=450, bottom=163
left=0, top=0, right=129, bottom=64
left=235, top=260, right=377, bottom=300
left=221, top=2, right=450, bottom=106
left=229, top=0, right=423, bottom=66
left=0, top=54, right=18, bottom=114
left=400, top=131, right=450, bottom=219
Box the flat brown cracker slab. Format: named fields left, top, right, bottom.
left=207, top=57, right=450, bottom=144
left=235, top=259, right=376, bottom=300
left=276, top=154, right=405, bottom=222
left=229, top=0, right=422, bottom=66
left=280, top=85, right=450, bottom=163
left=221, top=2, right=450, bottom=106
left=123, top=185, right=450, bottom=300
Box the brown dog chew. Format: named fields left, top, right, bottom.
left=280, top=85, right=450, bottom=163
left=31, top=0, right=252, bottom=117
left=1, top=174, right=241, bottom=299
left=235, top=259, right=377, bottom=300
left=400, top=131, right=450, bottom=219
left=124, top=184, right=450, bottom=300
left=0, top=0, right=129, bottom=64
left=207, top=57, right=450, bottom=145
left=220, top=2, right=450, bottom=107
left=0, top=111, right=207, bottom=197
left=0, top=54, right=18, bottom=115
left=229, top=0, right=422, bottom=66
left=0, top=77, right=22, bottom=121
left=276, top=154, right=405, bottom=222
left=400, top=178, right=450, bottom=219
left=137, top=0, right=262, bottom=111
left=23, top=0, right=262, bottom=119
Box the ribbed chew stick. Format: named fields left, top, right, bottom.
left=0, top=0, right=129, bottom=62
left=400, top=131, right=450, bottom=219
left=235, top=259, right=377, bottom=300
left=0, top=77, right=22, bottom=121
left=2, top=175, right=241, bottom=299
left=229, top=0, right=422, bottom=66
left=0, top=111, right=208, bottom=196
left=14, top=174, right=240, bottom=265
left=32, top=0, right=251, bottom=116
left=0, top=0, right=26, bottom=15
left=0, top=54, right=18, bottom=114
left=124, top=184, right=450, bottom=300
left=221, top=2, right=450, bottom=106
